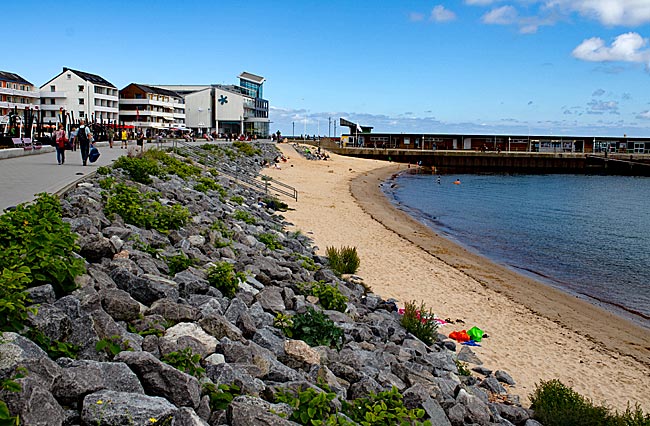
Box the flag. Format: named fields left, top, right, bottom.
left=136, top=107, right=140, bottom=122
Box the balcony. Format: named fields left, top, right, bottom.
left=0, top=87, right=40, bottom=98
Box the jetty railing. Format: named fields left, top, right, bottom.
left=172, top=140, right=298, bottom=201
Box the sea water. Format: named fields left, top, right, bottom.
left=384, top=173, right=650, bottom=329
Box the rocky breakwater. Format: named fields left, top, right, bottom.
left=0, top=143, right=539, bottom=425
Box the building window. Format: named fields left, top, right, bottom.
left=79, top=111, right=85, bottom=118
left=67, top=74, right=71, bottom=80
left=78, top=85, right=84, bottom=92
left=50, top=99, right=56, bottom=105
left=50, top=85, right=56, bottom=92
left=79, top=98, right=85, bottom=105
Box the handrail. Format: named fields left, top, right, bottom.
left=172, top=140, right=298, bottom=201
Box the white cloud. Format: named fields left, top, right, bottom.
left=430, top=5, right=457, bottom=22
left=592, top=88, right=606, bottom=96
left=545, top=0, right=650, bottom=26
left=637, top=111, right=650, bottom=120
left=482, top=5, right=518, bottom=24
left=587, top=99, right=619, bottom=114
left=572, top=32, right=650, bottom=64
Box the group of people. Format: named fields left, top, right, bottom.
left=53, top=119, right=94, bottom=166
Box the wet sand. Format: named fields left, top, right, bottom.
left=265, top=143, right=650, bottom=411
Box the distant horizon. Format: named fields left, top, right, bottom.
left=5, top=0, right=650, bottom=139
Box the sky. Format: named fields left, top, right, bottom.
left=6, top=0, right=650, bottom=137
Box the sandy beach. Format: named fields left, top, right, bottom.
left=265, top=143, right=650, bottom=412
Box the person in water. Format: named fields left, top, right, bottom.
left=453, top=179, right=461, bottom=185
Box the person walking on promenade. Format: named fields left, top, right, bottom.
left=136, top=130, right=144, bottom=152
left=54, top=124, right=67, bottom=165
left=121, top=129, right=128, bottom=149
left=69, top=126, right=78, bottom=151
left=77, top=119, right=92, bottom=166
left=108, top=127, right=115, bottom=148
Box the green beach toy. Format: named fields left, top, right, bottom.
left=468, top=326, right=484, bottom=342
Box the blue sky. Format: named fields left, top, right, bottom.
left=6, top=0, right=650, bottom=137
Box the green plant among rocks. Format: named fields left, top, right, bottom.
left=309, top=281, right=348, bottom=312
left=203, top=383, right=242, bottom=411
left=0, top=367, right=27, bottom=426
left=95, top=335, right=133, bottom=360
left=258, top=232, right=283, bottom=251
left=455, top=360, right=471, bottom=377
left=164, top=253, right=194, bottom=276
left=274, top=386, right=338, bottom=425
left=326, top=246, right=360, bottom=276
left=233, top=210, right=256, bottom=225
left=277, top=307, right=343, bottom=350
left=530, top=379, right=650, bottom=426
left=104, top=183, right=189, bottom=233
left=343, top=386, right=431, bottom=426
left=230, top=195, right=245, bottom=205
left=130, top=235, right=161, bottom=258
left=147, top=150, right=201, bottom=179
left=233, top=140, right=261, bottom=156
left=24, top=328, right=79, bottom=360
left=206, top=262, right=245, bottom=298
left=0, top=267, right=36, bottom=332
left=400, top=301, right=438, bottom=345
left=193, top=176, right=225, bottom=196
left=161, top=348, right=205, bottom=378
left=0, top=193, right=85, bottom=297
left=262, top=197, right=289, bottom=212
left=113, top=154, right=163, bottom=184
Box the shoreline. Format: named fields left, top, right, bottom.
left=267, top=143, right=650, bottom=411
left=350, top=165, right=650, bottom=365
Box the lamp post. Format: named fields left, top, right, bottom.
left=292, top=121, right=295, bottom=139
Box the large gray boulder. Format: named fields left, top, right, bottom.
left=115, top=351, right=201, bottom=408
left=0, top=377, right=65, bottom=426
left=52, top=358, right=144, bottom=405
left=109, top=268, right=178, bottom=305
left=100, top=288, right=142, bottom=321
left=0, top=332, right=62, bottom=390
left=81, top=390, right=177, bottom=426
left=227, top=395, right=297, bottom=426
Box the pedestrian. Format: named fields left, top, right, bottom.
left=136, top=130, right=144, bottom=152
left=121, top=129, right=128, bottom=149
left=54, top=124, right=67, bottom=165
left=77, top=119, right=92, bottom=166
left=108, top=127, right=115, bottom=148
left=69, top=126, right=78, bottom=151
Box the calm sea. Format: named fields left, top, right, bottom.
left=384, top=173, right=650, bottom=329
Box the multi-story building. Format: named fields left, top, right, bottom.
left=0, top=71, right=40, bottom=118
left=119, top=84, right=185, bottom=135
left=39, top=67, right=119, bottom=126
left=155, top=72, right=269, bottom=137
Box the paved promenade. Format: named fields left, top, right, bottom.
left=0, top=140, right=183, bottom=211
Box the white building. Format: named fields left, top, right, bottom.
left=39, top=67, right=119, bottom=126
left=155, top=72, right=269, bottom=137
left=119, top=83, right=185, bottom=135
left=0, top=71, right=40, bottom=118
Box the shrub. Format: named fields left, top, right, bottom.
left=400, top=300, right=438, bottom=345
left=203, top=383, right=242, bottom=411
left=280, top=307, right=344, bottom=349
left=530, top=379, right=610, bottom=426
left=98, top=176, right=115, bottom=190
left=113, top=154, right=163, bottom=184
left=194, top=177, right=226, bottom=196
left=455, top=360, right=471, bottom=376
left=0, top=193, right=85, bottom=296
left=96, top=165, right=111, bottom=175
left=233, top=140, right=261, bottom=156
left=258, top=232, right=283, bottom=250
left=326, top=246, right=360, bottom=276
left=104, top=183, right=189, bottom=233
left=148, top=150, right=201, bottom=179
left=0, top=267, right=36, bottom=332
left=230, top=195, right=245, bottom=205
left=343, top=386, right=431, bottom=426
left=162, top=348, right=205, bottom=378
left=310, top=281, right=348, bottom=312
left=165, top=253, right=194, bottom=276
left=207, top=262, right=245, bottom=298
left=233, top=210, right=256, bottom=225
left=275, top=386, right=338, bottom=425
